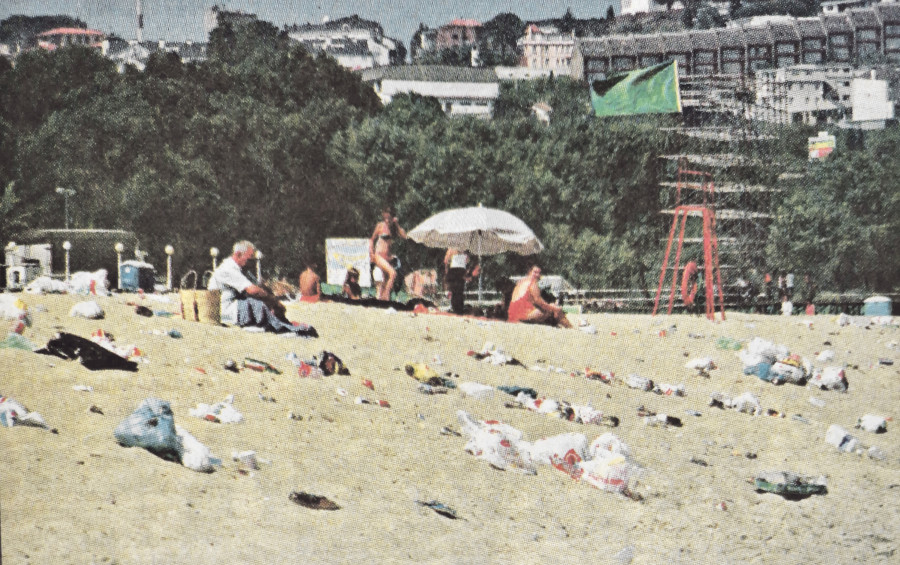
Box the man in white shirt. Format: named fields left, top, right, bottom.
left=209, top=241, right=315, bottom=336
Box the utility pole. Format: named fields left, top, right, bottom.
left=56, top=187, right=76, bottom=229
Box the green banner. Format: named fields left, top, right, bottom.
left=590, top=60, right=682, bottom=118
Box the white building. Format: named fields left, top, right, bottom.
left=517, top=24, right=575, bottom=75
left=286, top=15, right=402, bottom=70
left=620, top=0, right=684, bottom=16
left=360, top=66, right=500, bottom=118
left=753, top=64, right=894, bottom=128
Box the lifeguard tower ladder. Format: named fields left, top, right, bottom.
left=652, top=158, right=726, bottom=321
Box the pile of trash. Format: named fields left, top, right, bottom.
left=456, top=411, right=639, bottom=496
left=24, top=270, right=111, bottom=296
left=739, top=338, right=809, bottom=385
left=114, top=398, right=221, bottom=472
left=287, top=351, right=350, bottom=378
left=69, top=301, right=105, bottom=320
left=0, top=295, right=32, bottom=333
left=405, top=363, right=457, bottom=389
left=625, top=374, right=686, bottom=397
left=708, top=391, right=763, bottom=416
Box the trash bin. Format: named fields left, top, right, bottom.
left=862, top=295, right=892, bottom=317
left=120, top=261, right=156, bottom=292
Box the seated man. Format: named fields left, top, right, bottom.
left=507, top=265, right=573, bottom=328
left=298, top=261, right=321, bottom=303
left=208, top=241, right=316, bottom=336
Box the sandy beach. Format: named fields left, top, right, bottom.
left=1, top=293, right=898, bottom=564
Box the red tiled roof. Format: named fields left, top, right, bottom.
left=449, top=19, right=481, bottom=27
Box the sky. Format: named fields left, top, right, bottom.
left=0, top=1, right=618, bottom=45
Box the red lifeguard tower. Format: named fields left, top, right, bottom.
left=653, top=157, right=726, bottom=321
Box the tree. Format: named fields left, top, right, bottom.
left=606, top=6, right=616, bottom=21
left=696, top=4, right=726, bottom=29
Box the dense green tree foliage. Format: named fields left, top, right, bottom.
left=0, top=14, right=895, bottom=293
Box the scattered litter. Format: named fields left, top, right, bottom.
left=808, top=397, right=825, bottom=408
left=715, top=337, right=742, bottom=350
left=791, top=414, right=811, bottom=424
left=231, top=450, right=259, bottom=470
left=653, top=383, right=685, bottom=397
left=709, top=392, right=762, bottom=416
left=457, top=411, right=535, bottom=474
left=416, top=500, right=459, bottom=519
left=24, top=276, right=70, bottom=294
left=529, top=433, right=588, bottom=466
left=856, top=415, right=887, bottom=433
left=243, top=358, right=281, bottom=374
left=115, top=398, right=220, bottom=472
left=810, top=367, right=849, bottom=392
left=167, top=329, right=182, bottom=339
left=417, top=383, right=449, bottom=395
left=825, top=424, right=859, bottom=452
left=73, top=385, right=93, bottom=392
left=867, top=446, right=886, bottom=461
left=289, top=491, right=340, bottom=510
left=88, top=405, right=103, bottom=415
left=189, top=395, right=243, bottom=424
left=223, top=359, right=239, bottom=373
left=755, top=471, right=827, bottom=498
left=354, top=397, right=390, bottom=408
left=625, top=374, right=653, bottom=392
left=467, top=342, right=523, bottom=366
left=134, top=305, right=153, bottom=317
left=362, top=379, right=374, bottom=390
left=685, top=410, right=702, bottom=417
left=0, top=395, right=49, bottom=429
left=440, top=426, right=461, bottom=437
left=459, top=382, right=495, bottom=400
left=69, top=301, right=105, bottom=320
left=497, top=385, right=537, bottom=399
left=582, top=368, right=615, bottom=384
left=878, top=358, right=894, bottom=366
left=69, top=270, right=110, bottom=296
left=689, top=456, right=709, bottom=467
left=816, top=350, right=835, bottom=362
left=405, top=363, right=456, bottom=388
left=685, top=357, right=716, bottom=376
left=577, top=320, right=597, bottom=335
left=0, top=333, right=36, bottom=351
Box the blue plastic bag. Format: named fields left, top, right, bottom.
left=114, top=398, right=180, bottom=461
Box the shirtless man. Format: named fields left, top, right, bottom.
left=298, top=261, right=321, bottom=303
left=507, top=265, right=572, bottom=328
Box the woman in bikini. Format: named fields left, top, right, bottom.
left=507, top=265, right=572, bottom=328
left=370, top=206, right=406, bottom=301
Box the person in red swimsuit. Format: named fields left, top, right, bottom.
left=507, top=265, right=573, bottom=328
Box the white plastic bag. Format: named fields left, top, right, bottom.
left=769, top=362, right=806, bottom=385
left=579, top=455, right=633, bottom=493
left=0, top=295, right=31, bottom=328
left=176, top=425, right=221, bottom=472
left=529, top=433, right=588, bottom=466
left=189, top=395, right=243, bottom=424
left=825, top=424, right=859, bottom=452
left=69, top=300, right=105, bottom=320
left=810, top=367, right=848, bottom=392
left=856, top=414, right=887, bottom=433
left=69, top=269, right=110, bottom=296
left=459, top=382, right=495, bottom=400
left=0, top=395, right=48, bottom=428
left=685, top=357, right=715, bottom=371
left=589, top=433, right=630, bottom=460
left=24, top=276, right=70, bottom=294
left=747, top=337, right=790, bottom=365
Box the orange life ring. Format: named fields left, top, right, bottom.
left=681, top=261, right=699, bottom=306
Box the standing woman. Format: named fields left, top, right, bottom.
left=370, top=206, right=406, bottom=300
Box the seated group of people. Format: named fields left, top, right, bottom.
left=209, top=239, right=573, bottom=333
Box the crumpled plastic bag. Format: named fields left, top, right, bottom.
left=24, top=276, right=70, bottom=294
left=856, top=414, right=887, bottom=433
left=528, top=432, right=588, bottom=466
left=69, top=269, right=110, bottom=296
left=114, top=398, right=181, bottom=460
left=457, top=410, right=535, bottom=474
left=685, top=357, right=716, bottom=371
left=176, top=425, right=221, bottom=472
left=745, top=337, right=790, bottom=365
left=189, top=395, right=243, bottom=424
left=710, top=392, right=762, bottom=416
left=459, top=382, right=495, bottom=400
left=809, top=367, right=848, bottom=392
left=825, top=424, right=859, bottom=452
left=69, top=300, right=105, bottom=320
left=0, top=395, right=49, bottom=429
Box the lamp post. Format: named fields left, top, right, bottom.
left=55, top=187, right=76, bottom=229
left=165, top=245, right=174, bottom=291
left=255, top=250, right=263, bottom=282
left=210, top=247, right=219, bottom=271
left=114, top=242, right=124, bottom=290
left=62, top=240, right=72, bottom=281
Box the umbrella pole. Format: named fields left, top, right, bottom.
left=477, top=237, right=483, bottom=303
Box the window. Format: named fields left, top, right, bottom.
left=722, top=48, right=742, bottom=61
left=750, top=59, right=770, bottom=70
left=830, top=34, right=849, bottom=46
left=695, top=51, right=714, bottom=63
left=803, top=39, right=824, bottom=50
left=612, top=56, right=634, bottom=71
left=803, top=51, right=823, bottom=63
left=887, top=37, right=900, bottom=50
left=886, top=25, right=900, bottom=36
left=857, top=29, right=877, bottom=41
left=748, top=46, right=769, bottom=58
left=831, top=47, right=850, bottom=60
left=722, top=62, right=742, bottom=74
left=776, top=43, right=796, bottom=54
left=640, top=55, right=662, bottom=66
left=777, top=55, right=797, bottom=67
left=857, top=42, right=878, bottom=57
left=695, top=64, right=715, bottom=75
left=670, top=53, right=688, bottom=66
left=587, top=58, right=608, bottom=72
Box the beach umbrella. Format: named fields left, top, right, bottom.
left=407, top=205, right=543, bottom=300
